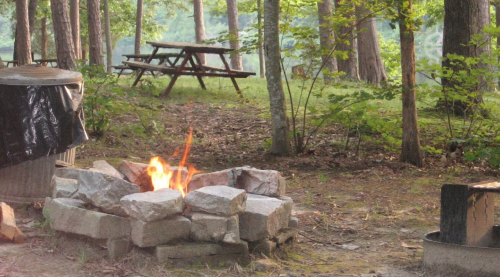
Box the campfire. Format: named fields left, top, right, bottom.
left=42, top=133, right=297, bottom=264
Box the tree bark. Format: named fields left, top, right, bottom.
left=135, top=0, right=143, bottom=58
left=193, top=0, right=206, bottom=65
left=317, top=0, right=337, bottom=82
left=257, top=0, right=265, bottom=78
left=264, top=0, right=291, bottom=156
left=334, top=0, right=359, bottom=81
left=103, top=0, right=113, bottom=73
left=51, top=0, right=76, bottom=70
left=87, top=0, right=103, bottom=66
left=28, top=0, right=38, bottom=37
left=41, top=17, right=47, bottom=59
left=441, top=0, right=490, bottom=115
left=16, top=0, right=32, bottom=66
left=70, top=0, right=81, bottom=60
left=496, top=1, right=500, bottom=88
left=398, top=0, right=423, bottom=167
left=226, top=0, right=243, bottom=70
left=356, top=2, right=387, bottom=84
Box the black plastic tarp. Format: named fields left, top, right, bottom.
left=0, top=83, right=88, bottom=168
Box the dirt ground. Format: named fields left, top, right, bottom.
left=1, top=102, right=496, bottom=277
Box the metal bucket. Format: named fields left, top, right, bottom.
left=0, top=155, right=56, bottom=204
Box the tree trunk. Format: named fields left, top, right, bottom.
left=257, top=0, right=265, bottom=78
left=28, top=0, right=38, bottom=37
left=16, top=0, right=32, bottom=66
left=87, top=0, right=103, bottom=66
left=193, top=0, right=206, bottom=65
left=334, top=0, right=359, bottom=81
left=226, top=0, right=243, bottom=70
left=41, top=17, right=47, bottom=59
left=317, top=0, right=337, bottom=82
left=264, top=0, right=291, bottom=156
left=103, top=0, right=113, bottom=73
left=496, top=2, right=500, bottom=88
left=51, top=0, right=76, bottom=70
left=440, top=0, right=490, bottom=115
left=135, top=0, right=143, bottom=58
left=356, top=2, right=387, bottom=84
left=70, top=0, right=81, bottom=60
left=398, top=0, right=423, bottom=167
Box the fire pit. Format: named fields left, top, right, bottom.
left=423, top=182, right=500, bottom=275
left=43, top=155, right=297, bottom=264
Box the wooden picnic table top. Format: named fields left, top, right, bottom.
left=147, top=41, right=234, bottom=54
left=122, top=53, right=179, bottom=59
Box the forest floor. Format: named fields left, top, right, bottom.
left=0, top=101, right=497, bottom=277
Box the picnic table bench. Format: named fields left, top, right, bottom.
left=34, top=59, right=58, bottom=67
left=126, top=41, right=255, bottom=97
left=113, top=53, right=180, bottom=77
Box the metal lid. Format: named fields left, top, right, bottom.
left=0, top=65, right=82, bottom=85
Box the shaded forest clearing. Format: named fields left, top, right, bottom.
left=1, top=79, right=497, bottom=276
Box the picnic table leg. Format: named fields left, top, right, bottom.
left=219, top=53, right=243, bottom=98
left=132, top=47, right=159, bottom=86
left=188, top=52, right=206, bottom=90
left=164, top=52, right=191, bottom=97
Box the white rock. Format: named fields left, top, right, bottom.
left=120, top=188, right=183, bottom=221
left=130, top=215, right=191, bottom=247
left=51, top=175, right=78, bottom=199
left=184, top=186, right=247, bottom=216
left=77, top=170, right=140, bottom=216
left=91, top=160, right=124, bottom=179
left=185, top=211, right=240, bottom=244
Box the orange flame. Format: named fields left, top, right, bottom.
left=147, top=129, right=200, bottom=197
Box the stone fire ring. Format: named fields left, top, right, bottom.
left=423, top=228, right=500, bottom=276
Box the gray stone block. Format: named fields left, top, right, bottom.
left=107, top=238, right=131, bottom=260
left=55, top=167, right=87, bottom=180
left=156, top=241, right=250, bottom=266
left=184, top=186, right=246, bottom=216
left=43, top=197, right=131, bottom=239
left=130, top=215, right=191, bottom=247
left=51, top=175, right=79, bottom=199
left=185, top=211, right=240, bottom=244
left=91, top=160, right=125, bottom=179
left=234, top=167, right=286, bottom=197
left=239, top=194, right=292, bottom=241
left=120, top=188, right=183, bottom=221
left=77, top=170, right=140, bottom=217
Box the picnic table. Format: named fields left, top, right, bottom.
left=123, top=41, right=255, bottom=97
left=34, top=59, right=58, bottom=67
left=114, top=53, right=180, bottom=77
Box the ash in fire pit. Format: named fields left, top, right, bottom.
left=43, top=160, right=298, bottom=265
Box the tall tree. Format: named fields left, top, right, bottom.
left=135, top=0, right=143, bottom=57
left=441, top=0, right=490, bottom=115
left=257, top=0, right=265, bottom=78
left=226, top=0, right=243, bottom=70
left=334, top=0, right=359, bottom=81
left=265, top=0, right=291, bottom=155
left=193, top=0, right=206, bottom=64
left=317, top=0, right=337, bottom=82
left=87, top=0, right=103, bottom=66
left=356, top=2, right=387, bottom=84
left=28, top=0, right=38, bottom=37
left=496, top=1, right=500, bottom=88
left=103, top=0, right=112, bottom=73
left=398, top=0, right=423, bottom=167
left=70, top=0, right=81, bottom=59
left=50, top=0, right=76, bottom=69
left=41, top=17, right=47, bottom=59
left=16, top=0, right=32, bottom=65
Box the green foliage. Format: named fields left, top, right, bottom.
left=379, top=36, right=401, bottom=81
left=80, top=65, right=123, bottom=137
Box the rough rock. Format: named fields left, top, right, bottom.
left=187, top=169, right=236, bottom=192
left=234, top=167, right=286, bottom=197
left=51, top=176, right=79, bottom=199
left=185, top=211, right=240, bottom=244
left=239, top=194, right=292, bottom=241
left=184, top=186, right=246, bottom=216
left=91, top=160, right=124, bottom=179
left=117, top=160, right=153, bottom=192
left=107, top=238, right=131, bottom=261
left=120, top=188, right=183, bottom=221
left=130, top=216, right=191, bottom=247
left=43, top=198, right=131, bottom=239
left=77, top=170, right=140, bottom=217
left=54, top=167, right=87, bottom=180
